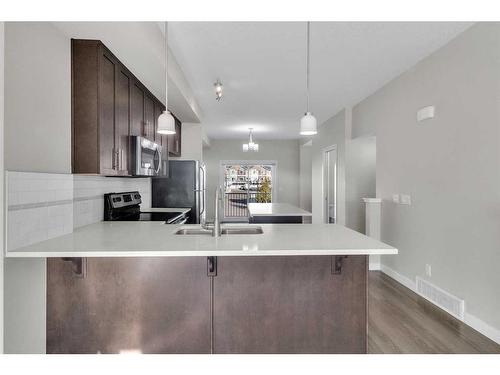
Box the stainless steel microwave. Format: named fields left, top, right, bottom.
left=130, top=136, right=162, bottom=176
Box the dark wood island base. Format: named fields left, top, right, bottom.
left=47, top=255, right=368, bottom=354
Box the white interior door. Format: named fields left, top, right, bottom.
left=323, top=146, right=337, bottom=224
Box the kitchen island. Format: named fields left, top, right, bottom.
left=247, top=202, right=312, bottom=223
left=7, top=223, right=397, bottom=354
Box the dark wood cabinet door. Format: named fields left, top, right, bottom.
left=144, top=95, right=155, bottom=141
left=47, top=257, right=211, bottom=354
left=153, top=100, right=164, bottom=144
left=115, top=68, right=130, bottom=175
left=174, top=120, right=182, bottom=156
left=99, top=53, right=117, bottom=175
left=161, top=135, right=168, bottom=159
left=167, top=118, right=182, bottom=156
left=213, top=256, right=368, bottom=353
left=130, top=83, right=144, bottom=137
left=72, top=40, right=99, bottom=174
left=167, top=133, right=175, bottom=155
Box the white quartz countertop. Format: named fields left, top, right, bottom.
left=6, top=222, right=397, bottom=258
left=142, top=207, right=191, bottom=214
left=247, top=203, right=312, bottom=217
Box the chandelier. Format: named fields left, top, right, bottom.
left=242, top=128, right=259, bottom=152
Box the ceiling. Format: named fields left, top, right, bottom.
left=168, top=22, right=472, bottom=140
left=55, top=22, right=202, bottom=124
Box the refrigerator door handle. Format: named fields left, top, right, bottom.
left=199, top=165, right=206, bottom=216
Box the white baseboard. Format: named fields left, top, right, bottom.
left=464, top=312, right=500, bottom=346
left=380, top=264, right=416, bottom=291
left=379, top=264, right=500, bottom=345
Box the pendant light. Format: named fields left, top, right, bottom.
left=300, top=22, right=317, bottom=136
left=214, top=79, right=223, bottom=101
left=157, top=21, right=176, bottom=135
left=243, top=128, right=259, bottom=152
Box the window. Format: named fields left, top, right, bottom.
left=220, top=161, right=277, bottom=219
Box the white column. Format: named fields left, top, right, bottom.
left=363, top=198, right=381, bottom=270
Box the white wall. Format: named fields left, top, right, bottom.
left=203, top=139, right=300, bottom=218
left=299, top=143, right=312, bottom=212
left=352, top=23, right=500, bottom=341
left=170, top=123, right=203, bottom=162
left=345, top=136, right=376, bottom=233
left=3, top=22, right=67, bottom=353
left=5, top=22, right=71, bottom=173
left=311, top=110, right=347, bottom=225
left=4, top=258, right=46, bottom=353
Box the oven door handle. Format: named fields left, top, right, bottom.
left=174, top=217, right=188, bottom=225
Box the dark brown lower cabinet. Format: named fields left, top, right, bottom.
left=47, top=258, right=211, bottom=354
left=213, top=256, right=367, bottom=354
left=47, top=255, right=367, bottom=354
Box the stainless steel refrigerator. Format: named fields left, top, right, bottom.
left=152, top=160, right=206, bottom=224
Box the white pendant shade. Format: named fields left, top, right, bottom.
left=157, top=110, right=176, bottom=135
left=300, top=112, right=317, bottom=135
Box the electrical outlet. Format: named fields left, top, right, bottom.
left=400, top=194, right=412, bottom=205
left=392, top=194, right=400, bottom=203
left=425, top=264, right=432, bottom=277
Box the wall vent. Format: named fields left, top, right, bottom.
left=416, top=276, right=465, bottom=321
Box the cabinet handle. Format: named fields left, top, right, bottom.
left=112, top=148, right=117, bottom=170
left=112, top=149, right=120, bottom=171
left=120, top=148, right=123, bottom=171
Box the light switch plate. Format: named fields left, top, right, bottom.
left=400, top=194, right=412, bottom=205
left=417, top=106, right=435, bottom=122
left=425, top=264, right=432, bottom=277
left=392, top=194, right=400, bottom=203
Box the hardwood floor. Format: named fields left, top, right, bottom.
left=368, top=271, right=500, bottom=354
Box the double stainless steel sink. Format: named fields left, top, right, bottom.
left=175, top=225, right=263, bottom=236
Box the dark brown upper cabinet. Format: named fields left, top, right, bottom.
left=72, top=39, right=176, bottom=175
left=130, top=82, right=145, bottom=138
left=153, top=101, right=167, bottom=156
left=167, top=117, right=182, bottom=157
left=144, top=94, right=155, bottom=142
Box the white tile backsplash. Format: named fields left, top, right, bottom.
left=5, top=171, right=152, bottom=250
left=6, top=171, right=74, bottom=251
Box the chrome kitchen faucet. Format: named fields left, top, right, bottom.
left=201, top=186, right=223, bottom=237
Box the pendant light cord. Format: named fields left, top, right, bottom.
left=306, top=21, right=310, bottom=113
left=165, top=21, right=169, bottom=109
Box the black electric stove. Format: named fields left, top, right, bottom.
left=104, top=191, right=188, bottom=224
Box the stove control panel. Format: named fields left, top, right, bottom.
left=105, top=191, right=142, bottom=209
